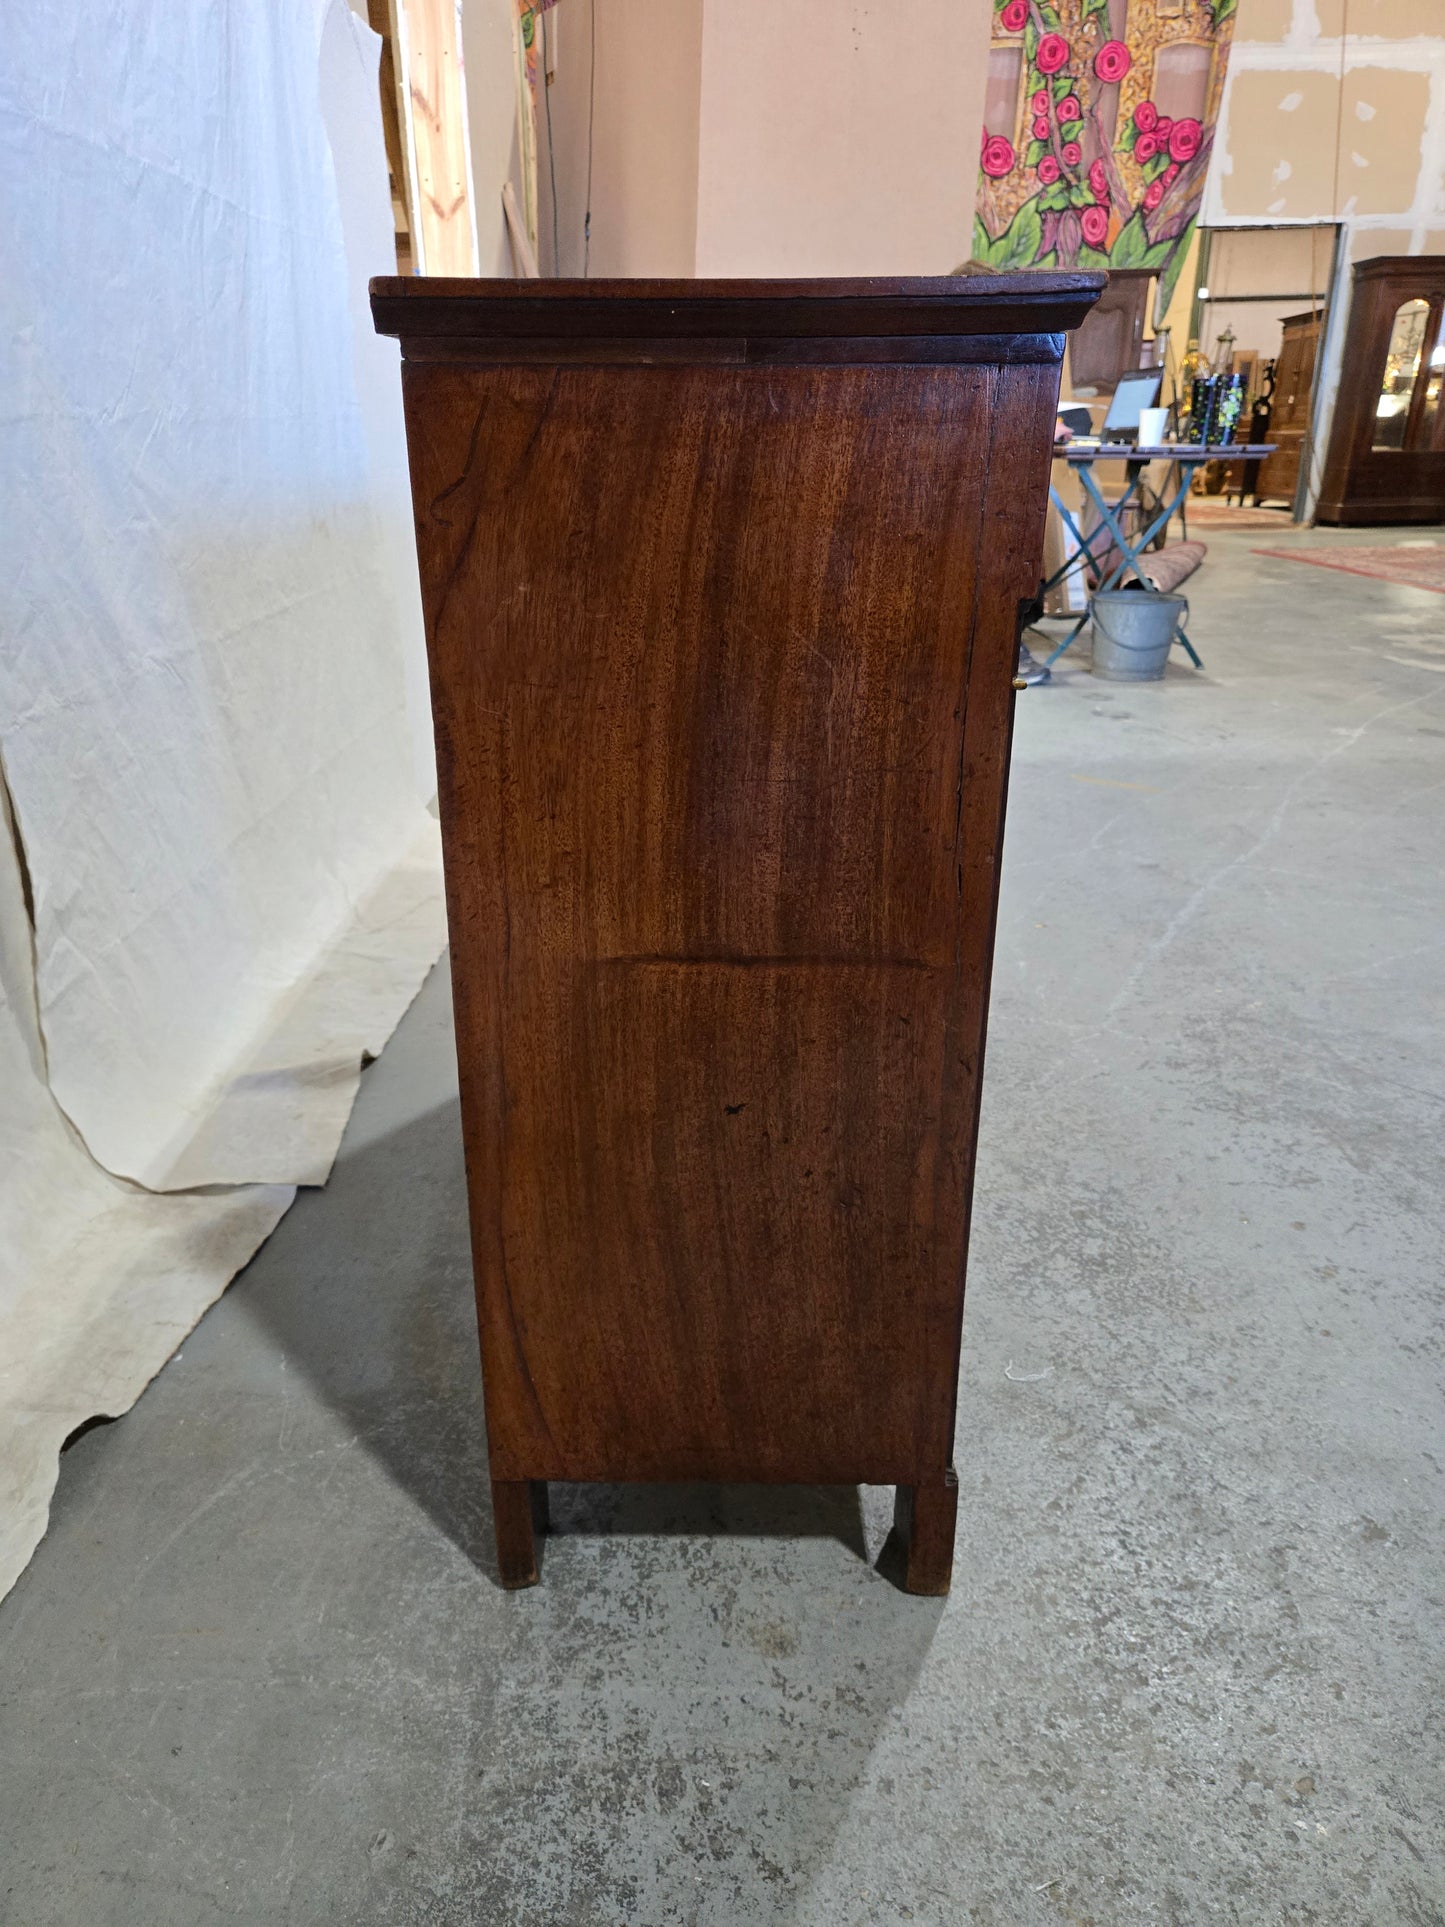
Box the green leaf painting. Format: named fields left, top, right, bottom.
left=998, top=199, right=1044, bottom=267
left=1110, top=209, right=1174, bottom=269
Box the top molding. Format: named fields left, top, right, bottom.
left=370, top=273, right=1104, bottom=367
left=1351, top=254, right=1445, bottom=285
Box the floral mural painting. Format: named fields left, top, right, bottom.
left=975, top=0, right=1237, bottom=311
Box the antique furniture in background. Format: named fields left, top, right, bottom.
left=373, top=272, right=1101, bottom=1594
left=1253, top=308, right=1322, bottom=510
left=1226, top=361, right=1277, bottom=507
left=1066, top=268, right=1155, bottom=394
left=1318, top=256, right=1445, bottom=526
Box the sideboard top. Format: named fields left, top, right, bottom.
left=370, top=273, right=1104, bottom=353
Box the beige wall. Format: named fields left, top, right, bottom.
left=541, top=0, right=704, bottom=277
left=693, top=0, right=989, bottom=277
left=461, top=0, right=704, bottom=279
left=459, top=0, right=526, bottom=275
left=521, top=0, right=989, bottom=281
left=1253, top=0, right=1443, bottom=38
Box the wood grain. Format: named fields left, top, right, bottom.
left=378, top=278, right=1095, bottom=1591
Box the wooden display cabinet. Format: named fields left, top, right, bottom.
left=1065, top=267, right=1154, bottom=394
left=372, top=273, right=1102, bottom=1594
left=1318, top=256, right=1445, bottom=526
left=1253, top=308, right=1322, bottom=509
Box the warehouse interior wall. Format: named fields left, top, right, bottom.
left=533, top=0, right=705, bottom=278
left=694, top=0, right=989, bottom=277
left=459, top=0, right=531, bottom=275
left=523, top=0, right=989, bottom=280
left=1203, top=0, right=1445, bottom=511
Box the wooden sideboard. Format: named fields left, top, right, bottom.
left=372, top=272, right=1102, bottom=1594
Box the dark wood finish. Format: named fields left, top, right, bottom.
left=371, top=273, right=1104, bottom=346
left=491, top=1480, right=548, bottom=1588
left=1318, top=256, right=1445, bottom=526
left=1254, top=309, right=1321, bottom=508
left=374, top=273, right=1101, bottom=1594
left=397, top=332, right=1069, bottom=368
left=893, top=1472, right=960, bottom=1596
left=1227, top=377, right=1277, bottom=506
left=1065, top=268, right=1154, bottom=394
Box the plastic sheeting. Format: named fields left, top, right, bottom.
left=0, top=0, right=449, bottom=1598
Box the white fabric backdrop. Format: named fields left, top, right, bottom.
left=0, top=787, right=295, bottom=1598
left=0, top=0, right=449, bottom=1598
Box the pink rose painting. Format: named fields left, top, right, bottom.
left=975, top=0, right=1234, bottom=276
left=1080, top=203, right=1110, bottom=248
left=981, top=133, right=1015, bottom=179
left=1169, top=117, right=1203, bottom=164
left=1093, top=40, right=1131, bottom=84
left=1035, top=32, right=1069, bottom=75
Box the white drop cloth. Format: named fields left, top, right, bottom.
left=0, top=0, right=449, bottom=1600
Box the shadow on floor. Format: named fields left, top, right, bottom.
left=5, top=974, right=945, bottom=1923
left=235, top=1035, right=874, bottom=1587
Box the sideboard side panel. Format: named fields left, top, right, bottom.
left=400, top=356, right=1060, bottom=1485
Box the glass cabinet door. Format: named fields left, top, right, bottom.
left=1417, top=307, right=1445, bottom=451
left=1373, top=295, right=1445, bottom=452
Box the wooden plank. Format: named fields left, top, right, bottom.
left=396, top=0, right=475, bottom=276
left=365, top=0, right=414, bottom=270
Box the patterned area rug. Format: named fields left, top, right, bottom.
left=1253, top=542, right=1445, bottom=593
left=1185, top=503, right=1298, bottom=530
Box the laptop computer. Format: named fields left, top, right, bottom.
left=1101, top=366, right=1165, bottom=445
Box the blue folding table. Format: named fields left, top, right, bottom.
left=1040, top=442, right=1276, bottom=669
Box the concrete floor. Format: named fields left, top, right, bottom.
left=2, top=525, right=1443, bottom=1925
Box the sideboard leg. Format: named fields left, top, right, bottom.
left=492, top=1478, right=546, bottom=1589
left=894, top=1470, right=959, bottom=1596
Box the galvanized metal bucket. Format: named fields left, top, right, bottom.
left=1089, top=589, right=1187, bottom=682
